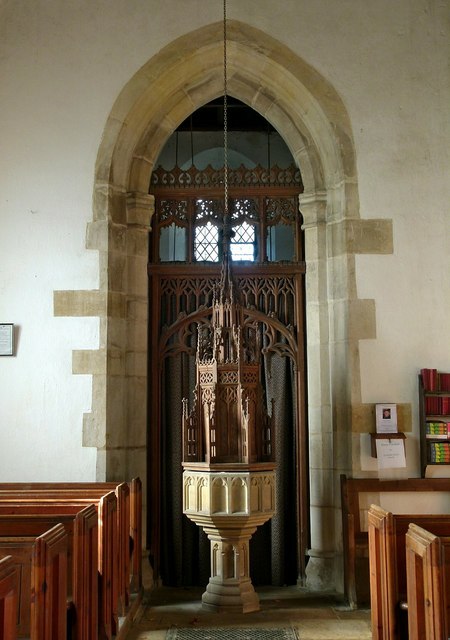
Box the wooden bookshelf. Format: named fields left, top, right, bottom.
left=419, top=369, right=450, bottom=477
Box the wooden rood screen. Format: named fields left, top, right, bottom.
left=148, top=163, right=308, bottom=585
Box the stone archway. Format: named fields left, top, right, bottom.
left=55, top=19, right=393, bottom=591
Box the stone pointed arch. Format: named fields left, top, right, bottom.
left=96, top=20, right=353, bottom=201
left=53, top=19, right=393, bottom=592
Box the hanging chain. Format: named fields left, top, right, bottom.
left=223, top=0, right=228, bottom=216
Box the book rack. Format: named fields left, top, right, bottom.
left=419, top=369, right=450, bottom=477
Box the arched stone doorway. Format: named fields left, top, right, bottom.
left=58, top=19, right=392, bottom=592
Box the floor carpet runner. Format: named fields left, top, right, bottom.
left=166, top=628, right=298, bottom=639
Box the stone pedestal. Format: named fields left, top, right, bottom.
left=183, top=466, right=276, bottom=613
left=305, top=549, right=335, bottom=591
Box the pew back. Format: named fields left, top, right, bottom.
left=0, top=525, right=69, bottom=640
left=405, top=523, right=448, bottom=640
left=0, top=537, right=35, bottom=635
left=368, top=505, right=396, bottom=640
left=0, top=497, right=113, bottom=640
left=72, top=505, right=98, bottom=640
left=0, top=555, right=17, bottom=640
left=0, top=478, right=142, bottom=602
left=341, top=474, right=450, bottom=607
left=391, top=514, right=450, bottom=600
left=0, top=488, right=128, bottom=615
left=368, top=505, right=450, bottom=640
left=31, top=523, right=68, bottom=640
left=0, top=480, right=143, bottom=640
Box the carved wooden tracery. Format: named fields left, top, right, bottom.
left=157, top=270, right=299, bottom=362
left=148, top=161, right=308, bottom=582
left=150, top=163, right=303, bottom=265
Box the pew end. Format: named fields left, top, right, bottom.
left=406, top=523, right=448, bottom=640
left=341, top=474, right=450, bottom=608
left=31, top=523, right=68, bottom=640
left=0, top=555, right=18, bottom=640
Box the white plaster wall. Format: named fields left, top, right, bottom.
left=0, top=0, right=449, bottom=482
left=354, top=0, right=450, bottom=475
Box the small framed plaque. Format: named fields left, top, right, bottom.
left=375, top=403, right=398, bottom=433
left=0, top=323, right=14, bottom=356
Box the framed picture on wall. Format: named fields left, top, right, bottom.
left=375, top=403, right=398, bottom=433
left=0, top=323, right=14, bottom=356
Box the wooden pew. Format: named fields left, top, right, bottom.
left=31, top=523, right=68, bottom=640
left=0, top=478, right=143, bottom=638
left=341, top=474, right=450, bottom=607
left=129, top=478, right=142, bottom=592
left=72, top=505, right=98, bottom=640
left=0, top=555, right=17, bottom=640
left=0, top=490, right=123, bottom=632
left=405, top=523, right=448, bottom=640
left=97, top=493, right=117, bottom=640
left=0, top=524, right=68, bottom=640
left=0, top=506, right=97, bottom=640
left=0, top=536, right=34, bottom=636
left=368, top=505, right=450, bottom=640
left=368, top=504, right=396, bottom=640
left=0, top=496, right=113, bottom=640
left=0, top=477, right=142, bottom=601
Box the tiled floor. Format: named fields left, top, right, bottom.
left=125, top=586, right=372, bottom=640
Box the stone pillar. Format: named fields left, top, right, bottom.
left=300, top=192, right=337, bottom=590
left=122, top=192, right=154, bottom=491
left=202, top=531, right=259, bottom=613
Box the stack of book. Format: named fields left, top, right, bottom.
left=429, top=441, right=450, bottom=463
left=421, top=368, right=438, bottom=391
left=426, top=422, right=450, bottom=438
left=425, top=396, right=441, bottom=414
left=422, top=368, right=450, bottom=416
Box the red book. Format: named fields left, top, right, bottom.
left=441, top=397, right=450, bottom=416
left=439, top=373, right=450, bottom=392
left=421, top=368, right=438, bottom=391
left=426, top=396, right=441, bottom=414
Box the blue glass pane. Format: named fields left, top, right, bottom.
left=159, top=223, right=187, bottom=261
left=266, top=224, right=294, bottom=261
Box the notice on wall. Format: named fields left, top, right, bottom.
left=0, top=324, right=14, bottom=356
left=375, top=403, right=398, bottom=434
left=376, top=438, right=406, bottom=469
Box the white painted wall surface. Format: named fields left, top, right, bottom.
left=0, top=0, right=449, bottom=481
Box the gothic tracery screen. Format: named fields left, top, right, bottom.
left=148, top=162, right=308, bottom=586
left=151, top=164, right=302, bottom=265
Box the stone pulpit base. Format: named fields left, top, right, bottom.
left=183, top=467, right=276, bottom=613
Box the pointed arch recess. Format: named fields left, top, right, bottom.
left=80, top=19, right=389, bottom=591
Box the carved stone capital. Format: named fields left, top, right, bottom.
left=126, top=192, right=154, bottom=228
